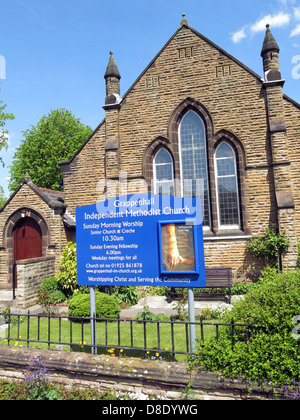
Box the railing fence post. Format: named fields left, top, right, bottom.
left=231, top=317, right=236, bottom=348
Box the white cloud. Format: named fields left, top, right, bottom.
left=250, top=12, right=291, bottom=33
left=294, top=6, right=300, bottom=20
left=290, top=23, right=300, bottom=36
left=278, top=0, right=296, bottom=7
left=232, top=26, right=248, bottom=43
left=230, top=10, right=292, bottom=43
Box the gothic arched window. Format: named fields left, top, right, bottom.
left=179, top=110, right=210, bottom=227
left=153, top=148, right=175, bottom=195
left=214, top=142, right=240, bottom=228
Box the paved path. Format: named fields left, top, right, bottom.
left=120, top=295, right=231, bottom=318
left=0, top=290, right=233, bottom=318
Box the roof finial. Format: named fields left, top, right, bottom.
left=23, top=170, right=32, bottom=184
left=261, top=24, right=280, bottom=57
left=104, top=50, right=121, bottom=80
left=180, top=13, right=189, bottom=27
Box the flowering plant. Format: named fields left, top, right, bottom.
left=23, top=355, right=61, bottom=400
left=284, top=380, right=300, bottom=400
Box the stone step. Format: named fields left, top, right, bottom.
left=0, top=300, right=16, bottom=311
left=0, top=291, right=16, bottom=310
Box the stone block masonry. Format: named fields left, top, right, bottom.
left=16, top=256, right=55, bottom=309
left=0, top=347, right=285, bottom=400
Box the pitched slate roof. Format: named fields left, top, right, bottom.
left=0, top=172, right=75, bottom=228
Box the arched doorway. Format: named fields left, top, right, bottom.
left=13, top=217, right=43, bottom=288
left=3, top=208, right=50, bottom=294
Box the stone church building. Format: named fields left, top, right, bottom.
left=1, top=16, right=300, bottom=300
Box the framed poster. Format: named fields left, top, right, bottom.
left=158, top=221, right=199, bottom=274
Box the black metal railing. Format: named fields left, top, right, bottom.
left=0, top=309, right=263, bottom=361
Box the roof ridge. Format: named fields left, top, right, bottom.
left=37, top=186, right=64, bottom=195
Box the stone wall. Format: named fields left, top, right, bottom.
left=16, top=256, right=55, bottom=309
left=0, top=346, right=283, bottom=400
left=60, top=24, right=300, bottom=278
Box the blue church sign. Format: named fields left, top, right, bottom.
left=76, top=194, right=206, bottom=288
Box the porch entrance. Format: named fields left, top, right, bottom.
left=13, top=217, right=42, bottom=288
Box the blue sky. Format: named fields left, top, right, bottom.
left=0, top=0, right=300, bottom=197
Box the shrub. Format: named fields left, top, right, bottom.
left=136, top=305, right=169, bottom=321
left=224, top=270, right=300, bottom=333
left=57, top=242, right=77, bottom=296
left=258, top=264, right=278, bottom=283
left=146, top=286, right=168, bottom=296
left=191, top=270, right=300, bottom=387
left=246, top=228, right=290, bottom=265
left=112, top=286, right=138, bottom=306
left=68, top=292, right=121, bottom=319
left=192, top=332, right=300, bottom=387
left=38, top=277, right=66, bottom=303
left=36, top=277, right=66, bottom=312
left=230, top=281, right=259, bottom=295
left=40, top=277, right=59, bottom=293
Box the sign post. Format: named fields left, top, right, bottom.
left=90, top=285, right=96, bottom=354
left=76, top=194, right=206, bottom=354
left=187, top=288, right=197, bottom=354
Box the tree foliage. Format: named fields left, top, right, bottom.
left=0, top=185, right=6, bottom=208
left=0, top=85, right=15, bottom=166
left=9, top=109, right=92, bottom=192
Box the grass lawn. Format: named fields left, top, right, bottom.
left=0, top=316, right=219, bottom=362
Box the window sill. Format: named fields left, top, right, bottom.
left=203, top=229, right=251, bottom=241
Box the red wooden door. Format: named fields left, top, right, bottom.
left=13, top=218, right=42, bottom=287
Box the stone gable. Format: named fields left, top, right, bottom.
left=0, top=182, right=70, bottom=289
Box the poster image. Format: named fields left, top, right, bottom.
left=159, top=221, right=199, bottom=274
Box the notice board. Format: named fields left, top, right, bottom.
left=76, top=194, right=206, bottom=288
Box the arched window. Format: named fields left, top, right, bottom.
left=214, top=142, right=240, bottom=228
left=179, top=110, right=210, bottom=227
left=153, top=148, right=175, bottom=195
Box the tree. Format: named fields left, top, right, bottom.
left=0, top=185, right=6, bottom=207
left=9, top=109, right=93, bottom=192
left=0, top=85, right=15, bottom=166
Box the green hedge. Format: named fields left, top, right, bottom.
left=68, top=292, right=121, bottom=319
left=191, top=269, right=300, bottom=387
